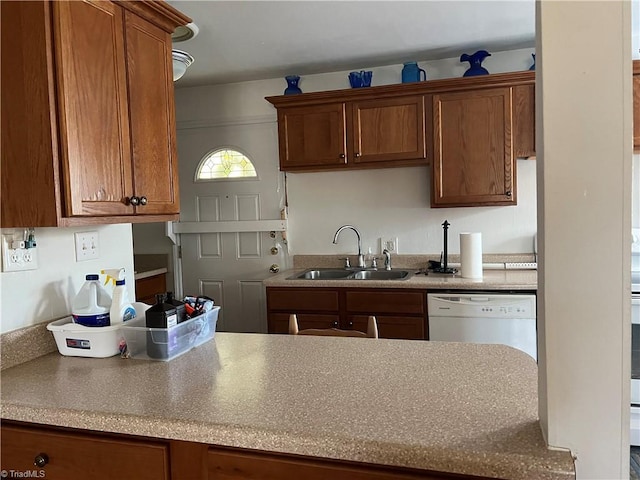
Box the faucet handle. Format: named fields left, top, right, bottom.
left=370, top=256, right=381, bottom=269
left=338, top=257, right=351, bottom=268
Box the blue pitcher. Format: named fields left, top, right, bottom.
left=401, top=62, right=426, bottom=83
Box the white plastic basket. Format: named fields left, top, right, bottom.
left=47, top=302, right=150, bottom=358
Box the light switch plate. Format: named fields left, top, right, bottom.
left=75, top=231, right=99, bottom=261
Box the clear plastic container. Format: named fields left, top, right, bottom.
left=121, top=306, right=220, bottom=361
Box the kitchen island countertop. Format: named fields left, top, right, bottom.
left=1, top=332, right=573, bottom=479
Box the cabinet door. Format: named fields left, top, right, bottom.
left=513, top=84, right=535, bottom=158
left=431, top=87, right=515, bottom=207
left=53, top=0, right=133, bottom=217
left=277, top=104, right=347, bottom=170
left=350, top=96, right=426, bottom=165
left=634, top=60, right=640, bottom=151
left=125, top=11, right=180, bottom=215
left=1, top=424, right=169, bottom=480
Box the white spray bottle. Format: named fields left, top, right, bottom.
left=101, top=268, right=136, bottom=324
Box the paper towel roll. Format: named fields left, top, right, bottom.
left=460, top=232, right=483, bottom=279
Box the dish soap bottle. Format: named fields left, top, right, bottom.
left=72, top=274, right=111, bottom=327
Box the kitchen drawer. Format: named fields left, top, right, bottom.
left=1, top=424, right=169, bottom=480
left=345, top=290, right=425, bottom=315
left=135, top=272, right=167, bottom=304
left=268, top=313, right=340, bottom=334
left=267, top=288, right=339, bottom=312
left=349, top=315, right=425, bottom=340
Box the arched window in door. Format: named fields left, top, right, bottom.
left=195, top=147, right=257, bottom=181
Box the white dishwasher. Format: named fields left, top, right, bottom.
left=427, top=293, right=537, bottom=361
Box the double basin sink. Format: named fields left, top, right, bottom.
left=289, top=268, right=412, bottom=281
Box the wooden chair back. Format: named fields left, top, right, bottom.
left=288, top=314, right=378, bottom=338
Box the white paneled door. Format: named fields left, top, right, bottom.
left=177, top=121, right=286, bottom=333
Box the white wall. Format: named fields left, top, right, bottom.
left=537, top=1, right=631, bottom=477
left=0, top=225, right=135, bottom=333
left=175, top=48, right=538, bottom=256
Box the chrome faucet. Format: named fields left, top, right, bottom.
left=382, top=249, right=392, bottom=270
left=333, top=225, right=365, bottom=268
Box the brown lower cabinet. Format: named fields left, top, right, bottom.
left=135, top=272, right=167, bottom=304
left=266, top=287, right=427, bottom=339
left=1, top=422, right=491, bottom=480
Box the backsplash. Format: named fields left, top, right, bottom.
left=0, top=224, right=135, bottom=333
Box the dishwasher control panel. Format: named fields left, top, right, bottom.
left=427, top=294, right=536, bottom=319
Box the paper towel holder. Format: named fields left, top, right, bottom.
left=431, top=220, right=458, bottom=275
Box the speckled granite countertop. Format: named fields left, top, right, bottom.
left=264, top=254, right=537, bottom=290
left=1, top=333, right=573, bottom=479
left=264, top=268, right=537, bottom=290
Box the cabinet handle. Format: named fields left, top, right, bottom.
left=139, top=196, right=148, bottom=206
left=333, top=321, right=339, bottom=328
left=348, top=321, right=354, bottom=327
left=339, top=153, right=345, bottom=159
left=127, top=196, right=140, bottom=206
left=34, top=453, right=49, bottom=468
left=506, top=190, right=512, bottom=197
left=354, top=152, right=361, bottom=158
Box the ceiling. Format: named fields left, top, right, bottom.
left=166, top=1, right=536, bottom=88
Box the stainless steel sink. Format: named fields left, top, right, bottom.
left=350, top=270, right=411, bottom=280
left=289, top=268, right=412, bottom=281
left=291, top=269, right=354, bottom=280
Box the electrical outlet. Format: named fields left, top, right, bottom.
left=1, top=234, right=38, bottom=272
left=379, top=237, right=399, bottom=254
left=75, top=231, right=100, bottom=261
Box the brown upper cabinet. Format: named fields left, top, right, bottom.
left=0, top=0, right=190, bottom=228
left=634, top=60, right=640, bottom=152
left=267, top=91, right=427, bottom=171
left=267, top=71, right=535, bottom=207
left=431, top=87, right=515, bottom=207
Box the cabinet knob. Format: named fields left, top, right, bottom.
left=34, top=453, right=49, bottom=468
left=506, top=190, right=512, bottom=197
left=348, top=321, right=354, bottom=327
left=139, top=196, right=148, bottom=206
left=354, top=152, right=361, bottom=158
left=127, top=196, right=140, bottom=206
left=333, top=321, right=339, bottom=328
left=338, top=153, right=345, bottom=159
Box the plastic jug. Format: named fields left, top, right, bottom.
left=72, top=274, right=112, bottom=327
left=401, top=62, right=426, bottom=83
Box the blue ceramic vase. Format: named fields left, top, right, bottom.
left=460, top=50, right=491, bottom=77
left=401, top=62, right=426, bottom=83
left=529, top=54, right=536, bottom=71
left=284, top=75, right=302, bottom=95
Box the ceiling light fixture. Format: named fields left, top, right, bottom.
left=172, top=49, right=194, bottom=82
left=171, top=22, right=198, bottom=82
left=171, top=22, right=199, bottom=43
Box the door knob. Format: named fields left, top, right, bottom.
left=139, top=196, right=148, bottom=205
left=127, top=196, right=140, bottom=206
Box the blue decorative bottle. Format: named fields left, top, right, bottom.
left=460, top=50, right=491, bottom=77
left=401, top=62, right=426, bottom=83
left=529, top=53, right=535, bottom=71
left=284, top=75, right=302, bottom=95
